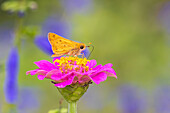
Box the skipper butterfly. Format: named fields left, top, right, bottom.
left=48, top=33, right=86, bottom=57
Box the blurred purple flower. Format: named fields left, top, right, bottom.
left=18, top=87, right=40, bottom=113
left=60, top=0, right=93, bottom=14
left=4, top=47, right=19, bottom=104
left=117, top=85, right=147, bottom=113
left=159, top=1, right=170, bottom=33
left=34, top=36, right=53, bottom=55
left=154, top=85, right=170, bottom=113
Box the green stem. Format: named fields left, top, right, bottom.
left=68, top=102, right=77, bottom=113
left=14, top=17, right=23, bottom=51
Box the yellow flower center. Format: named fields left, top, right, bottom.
left=54, top=57, right=90, bottom=73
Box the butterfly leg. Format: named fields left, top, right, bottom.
left=65, top=54, right=70, bottom=58
left=82, top=53, right=84, bottom=58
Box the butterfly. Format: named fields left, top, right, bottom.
left=48, top=32, right=86, bottom=57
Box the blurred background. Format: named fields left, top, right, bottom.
left=0, top=0, right=170, bottom=113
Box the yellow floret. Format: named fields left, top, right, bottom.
left=54, top=57, right=90, bottom=73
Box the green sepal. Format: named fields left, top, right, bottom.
left=57, top=83, right=89, bottom=103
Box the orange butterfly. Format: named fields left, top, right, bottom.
left=48, top=33, right=86, bottom=57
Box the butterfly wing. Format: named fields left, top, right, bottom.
left=48, top=33, right=81, bottom=57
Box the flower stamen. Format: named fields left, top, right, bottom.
left=54, top=57, right=90, bottom=73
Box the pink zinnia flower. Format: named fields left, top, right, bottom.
left=26, top=57, right=117, bottom=88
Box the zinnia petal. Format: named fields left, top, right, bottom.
left=79, top=75, right=91, bottom=83
left=37, top=75, right=46, bottom=80
left=90, top=72, right=107, bottom=84
left=103, top=63, right=113, bottom=68
left=46, top=69, right=62, bottom=81
left=91, top=63, right=117, bottom=79
left=34, top=60, right=56, bottom=71
left=26, top=69, right=40, bottom=75
left=87, top=59, right=97, bottom=68
left=104, top=68, right=117, bottom=78
left=35, top=70, right=48, bottom=80
left=54, top=73, right=75, bottom=88
left=93, top=64, right=102, bottom=70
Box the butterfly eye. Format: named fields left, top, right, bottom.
left=80, top=45, right=84, bottom=49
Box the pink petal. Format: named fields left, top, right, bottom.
left=35, top=70, right=48, bottom=80
left=59, top=71, right=77, bottom=80
left=54, top=73, right=75, bottom=88
left=105, top=71, right=117, bottom=79
left=79, top=75, right=91, bottom=83
left=103, top=68, right=117, bottom=76
left=87, top=60, right=97, bottom=68
left=35, top=70, right=48, bottom=75
left=102, top=63, right=117, bottom=77
left=90, top=72, right=107, bottom=84
left=46, top=69, right=62, bottom=81
left=37, top=75, right=46, bottom=80
left=82, top=64, right=103, bottom=76
left=53, top=57, right=61, bottom=67
left=82, top=64, right=102, bottom=75
left=93, top=64, right=102, bottom=70
left=92, top=63, right=113, bottom=72
left=103, top=63, right=113, bottom=68
left=34, top=60, right=56, bottom=71
left=91, top=63, right=116, bottom=78
left=26, top=69, right=40, bottom=75
left=101, top=68, right=117, bottom=78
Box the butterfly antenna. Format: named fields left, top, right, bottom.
left=87, top=45, right=94, bottom=59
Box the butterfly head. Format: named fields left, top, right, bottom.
left=79, top=43, right=86, bottom=51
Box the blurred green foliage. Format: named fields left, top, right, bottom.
left=1, top=1, right=37, bottom=13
